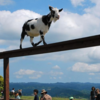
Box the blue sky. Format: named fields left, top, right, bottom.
left=0, top=0, right=100, bottom=83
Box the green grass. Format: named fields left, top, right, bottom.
left=20, top=96, right=88, bottom=100
left=0, top=95, right=88, bottom=100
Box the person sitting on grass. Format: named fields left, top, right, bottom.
left=69, top=96, right=74, bottom=100
left=34, top=89, right=39, bottom=100
left=15, top=92, right=20, bottom=99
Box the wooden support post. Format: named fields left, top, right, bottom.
left=4, top=58, right=9, bottom=100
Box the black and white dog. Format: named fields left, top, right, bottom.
left=20, top=6, right=63, bottom=49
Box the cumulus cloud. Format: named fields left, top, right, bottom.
left=50, top=76, right=62, bottom=79
left=50, top=71, right=63, bottom=76
left=0, top=10, right=41, bottom=40
left=0, top=8, right=100, bottom=45
left=29, top=75, right=41, bottom=79
left=14, top=69, right=43, bottom=79
left=53, top=77, right=56, bottom=79
left=59, top=77, right=62, bottom=79
left=16, top=75, right=23, bottom=79
left=0, top=0, right=13, bottom=6
left=15, top=69, right=36, bottom=75
left=89, top=73, right=95, bottom=75
left=0, top=1, right=100, bottom=64
left=52, top=65, right=60, bottom=69
left=29, top=46, right=100, bottom=64
left=88, top=47, right=100, bottom=62
left=71, top=62, right=100, bottom=72
left=84, top=0, right=100, bottom=17
left=70, top=0, right=85, bottom=7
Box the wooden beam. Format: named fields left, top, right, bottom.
left=0, top=35, right=100, bottom=59
left=4, top=58, right=9, bottom=100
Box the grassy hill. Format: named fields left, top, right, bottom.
left=9, top=82, right=100, bottom=98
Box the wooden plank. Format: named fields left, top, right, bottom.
left=4, top=58, right=9, bottom=100
left=0, top=35, right=100, bottom=59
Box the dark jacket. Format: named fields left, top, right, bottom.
left=34, top=95, right=39, bottom=100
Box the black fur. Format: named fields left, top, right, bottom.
left=23, top=19, right=33, bottom=31
left=21, top=19, right=33, bottom=38
left=24, top=19, right=33, bottom=31
left=25, top=24, right=30, bottom=31
left=42, top=14, right=52, bottom=29
left=51, top=11, right=55, bottom=18
left=49, top=6, right=53, bottom=11
left=31, top=25, right=35, bottom=29
left=59, top=8, right=63, bottom=12
left=40, top=31, right=43, bottom=35
left=39, top=31, right=47, bottom=45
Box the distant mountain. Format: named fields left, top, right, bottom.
left=9, top=82, right=100, bottom=98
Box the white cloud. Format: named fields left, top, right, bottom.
left=15, top=69, right=35, bottom=75
left=59, top=77, right=62, bottom=79
left=88, top=47, right=100, bottom=62
left=70, top=0, right=85, bottom=7
left=16, top=75, right=23, bottom=79
left=50, top=71, right=63, bottom=76
left=72, top=62, right=100, bottom=72
left=0, top=8, right=100, bottom=47
left=52, top=65, right=60, bottom=69
left=0, top=2, right=100, bottom=64
left=29, top=46, right=100, bottom=64
left=14, top=69, right=43, bottom=79
left=0, top=48, right=6, bottom=52
left=53, top=77, right=56, bottom=79
left=0, top=0, right=13, bottom=5
left=0, top=10, right=41, bottom=41
left=29, top=75, right=41, bottom=79
left=50, top=77, right=62, bottom=79
left=84, top=0, right=100, bottom=17
left=89, top=73, right=95, bottom=75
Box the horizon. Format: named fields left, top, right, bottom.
left=9, top=81, right=100, bottom=84
left=0, top=0, right=100, bottom=83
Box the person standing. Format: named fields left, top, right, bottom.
left=40, top=89, right=52, bottom=100
left=34, top=89, right=39, bottom=100
left=11, top=88, right=15, bottom=94
left=90, top=87, right=96, bottom=100
left=10, top=88, right=15, bottom=96
left=95, top=89, right=100, bottom=100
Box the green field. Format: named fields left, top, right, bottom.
left=0, top=95, right=89, bottom=100
left=20, top=96, right=88, bottom=100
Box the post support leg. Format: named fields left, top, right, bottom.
left=4, top=58, right=9, bottom=100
